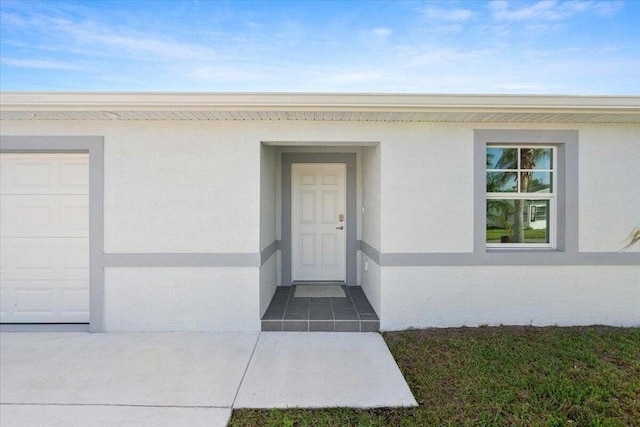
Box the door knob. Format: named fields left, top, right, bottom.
left=336, top=226, right=344, bottom=230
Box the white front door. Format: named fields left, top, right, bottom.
left=0, top=153, right=90, bottom=323
left=292, top=163, right=346, bottom=282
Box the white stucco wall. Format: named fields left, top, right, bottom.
left=361, top=145, right=382, bottom=314
left=360, top=254, right=381, bottom=316
left=259, top=255, right=277, bottom=316
left=1, top=120, right=262, bottom=253
left=380, top=124, right=474, bottom=253
left=104, top=267, right=260, bottom=332
left=102, top=123, right=259, bottom=253
left=578, top=124, right=640, bottom=252
left=3, top=119, right=638, bottom=331
left=260, top=145, right=277, bottom=249
left=259, top=144, right=278, bottom=315
left=362, top=145, right=381, bottom=250
left=5, top=120, right=638, bottom=257
left=381, top=265, right=640, bottom=330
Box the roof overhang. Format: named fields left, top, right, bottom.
left=1, top=92, right=639, bottom=123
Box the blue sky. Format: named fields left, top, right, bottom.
left=1, top=0, right=638, bottom=93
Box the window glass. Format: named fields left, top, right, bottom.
left=522, top=172, right=552, bottom=193
left=486, top=145, right=555, bottom=247
left=521, top=148, right=553, bottom=170
left=487, top=172, right=517, bottom=192
left=486, top=147, right=517, bottom=169
left=486, top=199, right=550, bottom=244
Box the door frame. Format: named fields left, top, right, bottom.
left=282, top=153, right=357, bottom=286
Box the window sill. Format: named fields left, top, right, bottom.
left=486, top=248, right=562, bottom=254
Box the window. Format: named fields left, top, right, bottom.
left=486, top=145, right=556, bottom=248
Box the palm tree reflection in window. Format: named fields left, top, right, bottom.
left=487, top=148, right=551, bottom=244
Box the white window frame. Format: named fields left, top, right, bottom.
left=486, top=144, right=557, bottom=249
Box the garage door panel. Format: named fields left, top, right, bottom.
left=60, top=161, right=90, bottom=187
left=0, top=154, right=88, bottom=195
left=15, top=287, right=55, bottom=314
left=0, top=160, right=52, bottom=190
left=1, top=238, right=89, bottom=280
left=0, top=195, right=89, bottom=237
left=0, top=280, right=89, bottom=323
left=1, top=153, right=89, bottom=324
left=60, top=288, right=91, bottom=313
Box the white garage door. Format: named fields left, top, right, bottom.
left=1, top=153, right=89, bottom=323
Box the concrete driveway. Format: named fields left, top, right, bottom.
left=0, top=332, right=416, bottom=426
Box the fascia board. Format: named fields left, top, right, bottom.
left=1, top=92, right=639, bottom=114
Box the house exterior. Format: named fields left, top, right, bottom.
left=1, top=92, right=638, bottom=333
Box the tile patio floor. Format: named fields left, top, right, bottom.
left=261, top=285, right=380, bottom=332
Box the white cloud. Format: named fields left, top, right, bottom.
left=421, top=7, right=476, bottom=22
left=489, top=0, right=623, bottom=22
left=0, top=57, right=90, bottom=71
left=56, top=19, right=212, bottom=61
left=190, top=65, right=265, bottom=83
left=371, top=27, right=392, bottom=38
left=11, top=12, right=215, bottom=62
left=397, top=46, right=496, bottom=68
left=324, top=72, right=380, bottom=84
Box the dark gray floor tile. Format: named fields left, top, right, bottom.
left=348, top=292, right=368, bottom=302
left=352, top=300, right=376, bottom=314
left=358, top=313, right=379, bottom=320
left=262, top=309, right=284, bottom=320
left=309, top=321, right=334, bottom=332
left=333, top=308, right=359, bottom=320
left=268, top=296, right=289, bottom=305
left=261, top=320, right=282, bottom=331
left=285, top=305, right=309, bottom=315
left=330, top=298, right=355, bottom=309
left=284, top=311, right=308, bottom=320
left=269, top=296, right=290, bottom=309
left=264, top=286, right=380, bottom=332
left=335, top=321, right=359, bottom=332
left=347, top=287, right=366, bottom=297
left=267, top=303, right=288, bottom=313
left=309, top=305, right=333, bottom=320
left=360, top=321, right=380, bottom=332
left=283, top=321, right=308, bottom=332
left=350, top=295, right=370, bottom=305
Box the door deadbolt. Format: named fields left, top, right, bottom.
left=338, top=214, right=344, bottom=222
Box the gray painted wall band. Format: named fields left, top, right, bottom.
left=359, top=241, right=639, bottom=266
left=260, top=240, right=279, bottom=265
left=381, top=251, right=640, bottom=266
left=103, top=245, right=638, bottom=268
left=1, top=136, right=105, bottom=332
left=281, top=153, right=358, bottom=285
left=103, top=253, right=260, bottom=267
left=360, top=241, right=381, bottom=265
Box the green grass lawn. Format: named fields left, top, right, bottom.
left=487, top=228, right=548, bottom=241
left=230, top=326, right=640, bottom=427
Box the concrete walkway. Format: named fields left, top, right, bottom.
left=0, top=332, right=417, bottom=426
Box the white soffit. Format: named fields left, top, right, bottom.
left=0, top=92, right=638, bottom=123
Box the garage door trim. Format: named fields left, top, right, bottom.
left=0, top=136, right=104, bottom=332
